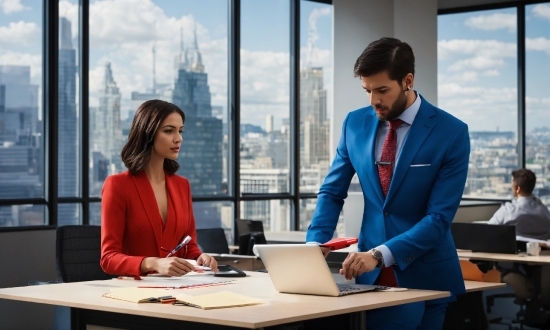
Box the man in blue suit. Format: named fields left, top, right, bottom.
left=306, top=37, right=470, bottom=329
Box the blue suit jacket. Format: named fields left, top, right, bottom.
left=307, top=95, right=469, bottom=303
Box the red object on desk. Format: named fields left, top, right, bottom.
left=320, top=237, right=358, bottom=250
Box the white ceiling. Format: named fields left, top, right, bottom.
left=438, top=0, right=520, bottom=10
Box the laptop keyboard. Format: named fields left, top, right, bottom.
left=337, top=283, right=391, bottom=294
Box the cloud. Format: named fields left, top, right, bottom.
left=532, top=4, right=550, bottom=21
left=465, top=13, right=516, bottom=32
left=437, top=82, right=518, bottom=131
left=526, top=37, right=550, bottom=55
left=0, top=0, right=29, bottom=14
left=438, top=39, right=516, bottom=59
left=0, top=21, right=40, bottom=46
left=439, top=39, right=515, bottom=78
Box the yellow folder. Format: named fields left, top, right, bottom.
left=173, top=291, right=263, bottom=309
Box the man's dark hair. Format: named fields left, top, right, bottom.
left=353, top=37, right=415, bottom=81
left=512, top=169, right=536, bottom=195
left=121, top=99, right=185, bottom=176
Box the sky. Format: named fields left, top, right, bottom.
left=0, top=0, right=332, bottom=130
left=2, top=1, right=548, bottom=133
left=438, top=4, right=550, bottom=132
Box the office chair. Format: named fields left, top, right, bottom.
left=196, top=228, right=230, bottom=254
left=55, top=225, right=113, bottom=282
left=236, top=219, right=266, bottom=256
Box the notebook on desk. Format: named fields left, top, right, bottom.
left=451, top=222, right=518, bottom=254
left=254, top=244, right=385, bottom=297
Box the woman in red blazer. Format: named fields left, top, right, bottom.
left=100, top=99, right=218, bottom=277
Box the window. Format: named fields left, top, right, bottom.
left=0, top=0, right=44, bottom=226
left=525, top=3, right=550, bottom=208
left=239, top=0, right=290, bottom=230
left=298, top=0, right=332, bottom=231
left=438, top=7, right=518, bottom=199
left=0, top=0, right=334, bottom=233
left=88, top=0, right=229, bottom=226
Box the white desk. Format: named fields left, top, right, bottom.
left=0, top=272, right=449, bottom=329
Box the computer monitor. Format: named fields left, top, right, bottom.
left=451, top=222, right=518, bottom=254
left=236, top=219, right=264, bottom=237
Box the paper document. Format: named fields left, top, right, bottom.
left=173, top=291, right=263, bottom=309
left=103, top=287, right=173, bottom=303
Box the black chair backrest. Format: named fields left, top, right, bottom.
left=196, top=228, right=230, bottom=254
left=56, top=225, right=113, bottom=282
left=451, top=222, right=518, bottom=254
left=237, top=231, right=267, bottom=256
left=236, top=219, right=264, bottom=237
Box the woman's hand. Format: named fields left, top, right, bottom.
left=141, top=257, right=196, bottom=276
left=197, top=253, right=219, bottom=272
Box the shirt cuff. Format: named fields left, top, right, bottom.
left=376, top=244, right=395, bottom=267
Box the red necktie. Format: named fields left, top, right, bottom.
left=378, top=119, right=404, bottom=197
left=375, top=119, right=403, bottom=288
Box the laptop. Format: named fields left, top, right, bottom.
left=254, top=244, right=385, bottom=297
left=451, top=222, right=518, bottom=254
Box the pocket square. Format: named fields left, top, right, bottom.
left=410, top=164, right=431, bottom=167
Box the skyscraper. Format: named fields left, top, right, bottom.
left=300, top=66, right=329, bottom=169
left=171, top=26, right=223, bottom=199
left=93, top=62, right=122, bottom=181
left=58, top=17, right=79, bottom=225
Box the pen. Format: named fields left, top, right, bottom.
left=165, top=235, right=192, bottom=257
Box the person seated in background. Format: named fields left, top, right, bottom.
left=488, top=168, right=550, bottom=240
left=488, top=168, right=550, bottom=327
left=100, top=99, right=218, bottom=277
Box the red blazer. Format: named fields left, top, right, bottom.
left=100, top=171, right=202, bottom=276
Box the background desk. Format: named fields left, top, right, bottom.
left=457, top=251, right=550, bottom=265
left=0, top=272, right=449, bottom=330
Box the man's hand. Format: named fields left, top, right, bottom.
left=339, top=251, right=378, bottom=280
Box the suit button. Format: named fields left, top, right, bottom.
left=384, top=212, right=389, bottom=216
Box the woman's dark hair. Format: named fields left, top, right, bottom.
left=353, top=37, right=415, bottom=81
left=512, top=169, right=537, bottom=195
left=121, top=99, right=185, bottom=175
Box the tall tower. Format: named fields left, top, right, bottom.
left=93, top=62, right=122, bottom=182
left=58, top=17, right=79, bottom=225
left=171, top=23, right=223, bottom=206
left=300, top=67, right=329, bottom=168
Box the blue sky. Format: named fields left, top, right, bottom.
left=0, top=0, right=332, bottom=129
left=438, top=4, right=550, bottom=132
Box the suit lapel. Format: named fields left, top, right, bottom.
left=133, top=171, right=163, bottom=248
left=363, top=112, right=385, bottom=204
left=386, top=97, right=436, bottom=203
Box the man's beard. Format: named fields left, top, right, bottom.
left=375, top=91, right=408, bottom=121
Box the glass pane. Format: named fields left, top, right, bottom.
left=58, top=203, right=81, bottom=225
left=240, top=200, right=291, bottom=232
left=194, top=201, right=233, bottom=244
left=299, top=0, right=332, bottom=228
left=59, top=0, right=80, bottom=197
left=438, top=8, right=518, bottom=198
left=90, top=201, right=101, bottom=225
left=240, top=0, right=290, bottom=194
left=0, top=1, right=44, bottom=201
left=89, top=0, right=228, bottom=197
left=0, top=204, right=46, bottom=227
left=526, top=3, right=550, bottom=209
